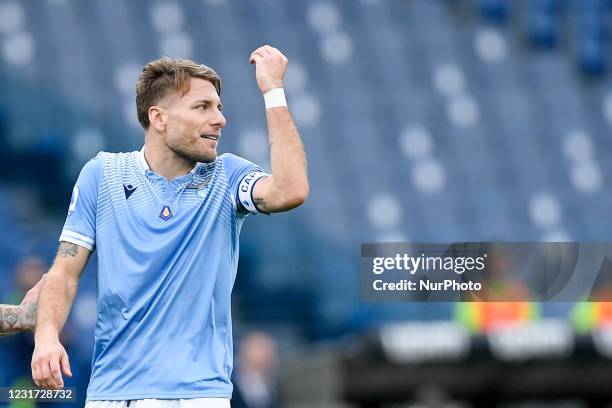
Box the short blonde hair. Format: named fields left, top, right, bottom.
left=136, top=57, right=221, bottom=129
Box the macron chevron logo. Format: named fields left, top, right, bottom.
left=123, top=184, right=137, bottom=199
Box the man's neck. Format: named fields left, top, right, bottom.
left=142, top=138, right=196, bottom=181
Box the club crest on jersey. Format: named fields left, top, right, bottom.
left=159, top=205, right=173, bottom=221
left=187, top=176, right=212, bottom=198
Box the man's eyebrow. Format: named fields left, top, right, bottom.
left=192, top=99, right=223, bottom=107
left=192, top=99, right=222, bottom=105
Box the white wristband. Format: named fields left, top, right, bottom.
left=263, top=88, right=287, bottom=109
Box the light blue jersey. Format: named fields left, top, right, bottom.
left=59, top=149, right=266, bottom=401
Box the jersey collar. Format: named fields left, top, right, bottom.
left=139, top=146, right=150, bottom=172
left=139, top=146, right=200, bottom=176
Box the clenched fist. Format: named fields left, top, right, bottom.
left=249, top=45, right=288, bottom=94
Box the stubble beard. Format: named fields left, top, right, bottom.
left=168, top=141, right=217, bottom=164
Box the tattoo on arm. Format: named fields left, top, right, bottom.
left=21, top=304, right=36, bottom=332
left=58, top=242, right=80, bottom=257
left=0, top=304, right=37, bottom=335
left=0, top=306, right=23, bottom=335
left=254, top=197, right=269, bottom=213
left=253, top=175, right=270, bottom=213
left=5, top=311, right=18, bottom=328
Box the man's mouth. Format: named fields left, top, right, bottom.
left=201, top=134, right=219, bottom=141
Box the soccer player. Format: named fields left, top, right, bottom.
left=31, top=45, right=308, bottom=408
left=0, top=274, right=46, bottom=335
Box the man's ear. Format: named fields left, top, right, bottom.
left=149, top=106, right=167, bottom=132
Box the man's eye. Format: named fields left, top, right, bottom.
left=196, top=105, right=207, bottom=110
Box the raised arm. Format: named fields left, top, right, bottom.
left=0, top=274, right=46, bottom=335
left=249, top=45, right=309, bottom=213
left=32, top=242, right=90, bottom=389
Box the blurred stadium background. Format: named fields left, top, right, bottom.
left=2, top=0, right=612, bottom=407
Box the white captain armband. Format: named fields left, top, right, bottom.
left=238, top=171, right=269, bottom=214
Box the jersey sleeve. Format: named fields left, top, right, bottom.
left=58, top=154, right=104, bottom=251
left=220, top=153, right=269, bottom=216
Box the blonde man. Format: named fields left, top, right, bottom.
left=32, top=45, right=308, bottom=408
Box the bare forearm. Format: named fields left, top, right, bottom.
left=0, top=304, right=36, bottom=334
left=35, top=268, right=78, bottom=340
left=249, top=46, right=309, bottom=212
left=263, top=107, right=308, bottom=209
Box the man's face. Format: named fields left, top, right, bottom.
left=163, top=77, right=226, bottom=163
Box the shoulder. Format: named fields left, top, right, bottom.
left=79, top=150, right=140, bottom=179
left=79, top=152, right=106, bottom=176
left=86, top=150, right=131, bottom=164
left=94, top=150, right=139, bottom=163
left=217, top=153, right=258, bottom=174
left=92, top=150, right=143, bottom=171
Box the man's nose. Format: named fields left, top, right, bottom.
left=210, top=110, right=226, bottom=128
